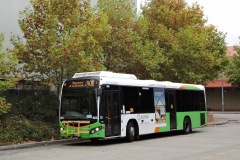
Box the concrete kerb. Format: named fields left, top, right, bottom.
left=207, top=111, right=240, bottom=126
left=0, top=138, right=83, bottom=151
left=207, top=112, right=228, bottom=126
left=207, top=117, right=228, bottom=126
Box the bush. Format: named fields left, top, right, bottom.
left=0, top=90, right=61, bottom=146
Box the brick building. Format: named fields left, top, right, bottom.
left=205, top=46, right=240, bottom=111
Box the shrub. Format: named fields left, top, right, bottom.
left=0, top=90, right=61, bottom=146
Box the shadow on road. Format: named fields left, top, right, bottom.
left=64, top=130, right=204, bottom=147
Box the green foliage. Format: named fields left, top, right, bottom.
left=0, top=90, right=60, bottom=146
left=225, top=46, right=240, bottom=87
left=11, top=0, right=111, bottom=94
left=0, top=33, right=18, bottom=116
left=139, top=0, right=227, bottom=84
left=96, top=0, right=143, bottom=74
left=0, top=97, right=11, bottom=116
left=0, top=89, right=11, bottom=116
left=11, top=0, right=227, bottom=86
left=0, top=117, right=58, bottom=146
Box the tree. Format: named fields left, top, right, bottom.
left=96, top=0, right=144, bottom=74
left=225, top=46, right=240, bottom=87
left=0, top=33, right=18, bottom=115
left=11, top=0, right=111, bottom=94
left=138, top=0, right=227, bottom=84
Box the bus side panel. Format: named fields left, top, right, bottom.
left=120, top=111, right=207, bottom=136
left=121, top=113, right=169, bottom=136
left=176, top=111, right=208, bottom=130
left=158, top=112, right=171, bottom=132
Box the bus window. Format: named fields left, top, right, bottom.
left=122, top=86, right=140, bottom=113
left=176, top=90, right=206, bottom=112
left=140, top=87, right=154, bottom=113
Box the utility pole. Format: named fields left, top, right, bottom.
left=221, top=73, right=224, bottom=112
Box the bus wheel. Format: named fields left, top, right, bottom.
left=183, top=117, right=192, bottom=134
left=126, top=121, right=135, bottom=142
left=90, top=138, right=99, bottom=144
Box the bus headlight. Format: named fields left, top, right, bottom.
left=90, top=126, right=103, bottom=134
left=60, top=128, right=66, bottom=133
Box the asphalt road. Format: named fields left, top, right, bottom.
left=1, top=113, right=240, bottom=160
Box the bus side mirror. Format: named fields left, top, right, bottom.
left=97, top=88, right=102, bottom=96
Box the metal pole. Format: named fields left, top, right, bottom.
left=221, top=73, right=224, bottom=112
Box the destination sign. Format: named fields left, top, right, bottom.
left=64, top=79, right=98, bottom=89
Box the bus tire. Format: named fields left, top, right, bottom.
left=126, top=121, right=135, bottom=142
left=183, top=117, right=192, bottom=134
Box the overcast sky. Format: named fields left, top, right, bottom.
left=186, top=0, right=240, bottom=46
left=0, top=0, right=239, bottom=49
left=0, top=0, right=30, bottom=49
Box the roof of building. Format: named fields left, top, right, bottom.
left=227, top=46, right=238, bottom=56
left=205, top=80, right=232, bottom=88
left=205, top=46, right=238, bottom=88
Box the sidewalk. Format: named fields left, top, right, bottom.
left=207, top=112, right=228, bottom=126
left=207, top=111, right=240, bottom=125
left=209, top=111, right=240, bottom=114
left=207, top=116, right=228, bottom=126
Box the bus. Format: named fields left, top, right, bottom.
left=59, top=71, right=207, bottom=142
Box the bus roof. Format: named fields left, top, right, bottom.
left=71, top=71, right=204, bottom=91
left=73, top=71, right=137, bottom=80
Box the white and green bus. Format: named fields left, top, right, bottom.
left=59, top=71, right=207, bottom=142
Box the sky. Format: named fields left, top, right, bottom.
left=0, top=0, right=30, bottom=49
left=185, top=0, right=240, bottom=46
left=0, top=0, right=240, bottom=49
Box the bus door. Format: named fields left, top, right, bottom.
left=103, top=91, right=121, bottom=137
left=166, top=91, right=177, bottom=130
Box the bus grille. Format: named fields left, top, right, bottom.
left=62, top=121, right=90, bottom=136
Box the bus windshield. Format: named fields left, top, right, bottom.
left=60, top=89, right=97, bottom=121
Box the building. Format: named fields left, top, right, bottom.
left=205, top=46, right=240, bottom=111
